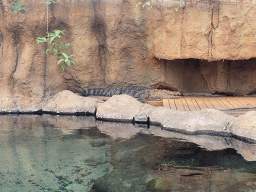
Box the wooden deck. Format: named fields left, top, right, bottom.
left=147, top=96, right=256, bottom=117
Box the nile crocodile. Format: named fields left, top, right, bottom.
left=81, top=86, right=182, bottom=103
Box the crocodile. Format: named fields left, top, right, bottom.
left=81, top=86, right=182, bottom=103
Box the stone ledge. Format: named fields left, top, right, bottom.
left=1, top=90, right=256, bottom=143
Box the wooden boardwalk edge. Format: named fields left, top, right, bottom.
left=152, top=97, right=256, bottom=117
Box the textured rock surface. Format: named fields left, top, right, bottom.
left=0, top=0, right=256, bottom=110
left=230, top=111, right=256, bottom=141
left=150, top=108, right=234, bottom=134
left=97, top=94, right=234, bottom=134
left=96, top=94, right=144, bottom=121
left=42, top=90, right=99, bottom=114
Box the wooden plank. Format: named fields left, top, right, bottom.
left=205, top=98, right=223, bottom=109
left=223, top=98, right=236, bottom=108
left=147, top=100, right=163, bottom=107
left=168, top=99, right=177, bottom=110
left=214, top=98, right=228, bottom=108
left=230, top=98, right=247, bottom=108
left=181, top=98, right=190, bottom=111
left=183, top=98, right=198, bottom=111
left=203, top=98, right=215, bottom=109
left=240, top=98, right=254, bottom=107
left=193, top=98, right=208, bottom=110
left=225, top=97, right=244, bottom=108
left=158, top=97, right=256, bottom=111
left=242, top=98, right=256, bottom=107
left=235, top=97, right=253, bottom=107
left=190, top=99, right=201, bottom=110
left=163, top=99, right=170, bottom=108
left=219, top=98, right=234, bottom=109
left=174, top=98, right=186, bottom=111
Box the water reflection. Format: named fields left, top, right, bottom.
left=0, top=115, right=256, bottom=191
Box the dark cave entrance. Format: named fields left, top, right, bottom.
left=156, top=58, right=256, bottom=96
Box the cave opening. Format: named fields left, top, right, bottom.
left=156, top=58, right=256, bottom=96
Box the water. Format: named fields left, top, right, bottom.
left=0, top=115, right=256, bottom=191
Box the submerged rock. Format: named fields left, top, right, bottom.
left=42, top=90, right=99, bottom=114
left=146, top=177, right=172, bottom=192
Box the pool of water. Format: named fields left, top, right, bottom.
left=0, top=115, right=256, bottom=192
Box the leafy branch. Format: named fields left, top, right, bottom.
left=36, top=30, right=75, bottom=70
left=10, top=0, right=26, bottom=14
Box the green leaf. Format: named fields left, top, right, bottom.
left=56, top=52, right=63, bottom=58
left=67, top=60, right=71, bottom=66
left=174, top=8, right=179, bottom=12
left=54, top=30, right=64, bottom=37
left=0, top=39, right=3, bottom=43
left=49, top=36, right=55, bottom=43
left=71, top=60, right=75, bottom=65
left=63, top=53, right=68, bottom=59
left=11, top=8, right=19, bottom=13
left=62, top=63, right=65, bottom=70
left=57, top=59, right=64, bottom=65
left=19, top=9, right=26, bottom=14
left=52, top=47, right=57, bottom=52
left=15, top=0, right=21, bottom=7
left=145, top=2, right=151, bottom=6
left=46, top=49, right=50, bottom=55
left=20, top=5, right=26, bottom=9
left=65, top=43, right=73, bottom=48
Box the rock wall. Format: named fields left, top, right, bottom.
left=0, top=0, right=256, bottom=109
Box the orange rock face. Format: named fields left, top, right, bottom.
left=0, top=0, right=255, bottom=110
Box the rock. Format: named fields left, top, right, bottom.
left=149, top=108, right=234, bottom=135
left=96, top=94, right=143, bottom=121
left=146, top=177, right=172, bottom=192
left=230, top=111, right=256, bottom=141
left=134, top=113, right=148, bottom=123
left=42, top=90, right=99, bottom=114
left=96, top=95, right=235, bottom=137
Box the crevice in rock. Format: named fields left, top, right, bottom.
left=248, top=89, right=256, bottom=95
left=212, top=91, right=234, bottom=96
left=150, top=83, right=179, bottom=92
left=92, top=0, right=107, bottom=87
